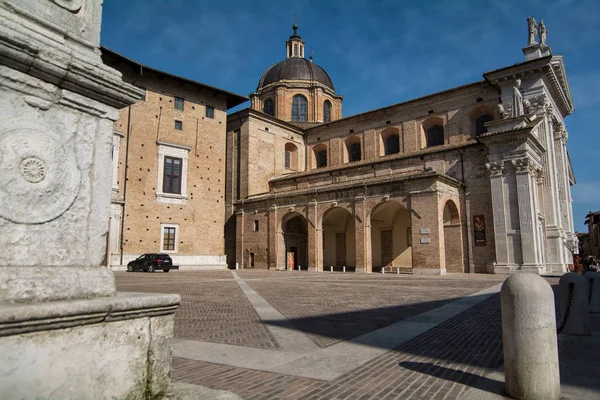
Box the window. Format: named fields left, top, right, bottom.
left=475, top=114, right=494, bottom=136
left=174, top=97, right=184, bottom=111
left=284, top=142, right=298, bottom=170
left=291, top=95, right=308, bottom=122
left=254, top=220, right=259, bottom=231
left=323, top=100, right=332, bottom=123
left=294, top=44, right=298, bottom=56
left=385, top=134, right=400, bottom=155
left=163, top=227, right=176, bottom=251
left=349, top=142, right=361, bottom=162
left=426, top=124, right=444, bottom=147
left=206, top=105, right=215, bottom=119
left=250, top=253, right=255, bottom=268
left=317, top=150, right=327, bottom=168
left=285, top=149, right=291, bottom=169
left=138, top=87, right=146, bottom=101
left=163, top=156, right=182, bottom=194
left=174, top=120, right=182, bottom=130
left=263, top=99, right=274, bottom=116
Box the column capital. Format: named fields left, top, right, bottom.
left=511, top=157, right=541, bottom=175
left=552, top=120, right=568, bottom=142
left=485, top=161, right=504, bottom=177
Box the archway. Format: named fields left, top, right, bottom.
left=370, top=201, right=411, bottom=272
left=322, top=207, right=355, bottom=270
left=443, top=200, right=464, bottom=272
left=281, top=212, right=308, bottom=270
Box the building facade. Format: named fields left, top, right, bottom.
left=226, top=24, right=577, bottom=274
left=102, top=48, right=247, bottom=269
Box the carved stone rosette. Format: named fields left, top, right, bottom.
left=485, top=161, right=504, bottom=177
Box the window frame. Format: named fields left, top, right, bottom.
left=174, top=120, right=183, bottom=130
left=425, top=124, right=444, bottom=147
left=349, top=142, right=361, bottom=162
left=263, top=98, right=275, bottom=116
left=291, top=95, right=308, bottom=122
left=316, top=149, right=327, bottom=168
left=174, top=97, right=184, bottom=111
left=254, top=220, right=259, bottom=232
left=285, top=149, right=291, bottom=169
left=156, top=142, right=190, bottom=205
left=205, top=105, right=215, bottom=119
left=160, top=223, right=179, bottom=253
left=163, top=156, right=183, bottom=195
left=323, top=100, right=332, bottom=123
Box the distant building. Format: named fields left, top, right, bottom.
left=225, top=23, right=577, bottom=274
left=101, top=48, right=247, bottom=269
left=583, top=211, right=600, bottom=258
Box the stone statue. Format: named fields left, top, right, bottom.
left=523, top=98, right=533, bottom=114
left=538, top=20, right=548, bottom=46
left=498, top=103, right=508, bottom=119
left=527, top=16, right=538, bottom=45
left=512, top=79, right=525, bottom=117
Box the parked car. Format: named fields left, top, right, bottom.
left=126, top=253, right=179, bottom=273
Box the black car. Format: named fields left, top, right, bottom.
left=126, top=253, right=179, bottom=273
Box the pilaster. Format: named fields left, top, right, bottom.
left=354, top=194, right=371, bottom=273
left=306, top=199, right=321, bottom=271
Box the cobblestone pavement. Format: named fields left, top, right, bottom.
left=115, top=270, right=512, bottom=399
left=116, top=271, right=280, bottom=349
left=171, top=294, right=503, bottom=400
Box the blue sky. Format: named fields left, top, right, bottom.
left=101, top=0, right=599, bottom=232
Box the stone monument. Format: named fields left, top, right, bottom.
left=0, top=1, right=180, bottom=398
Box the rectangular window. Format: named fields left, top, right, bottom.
left=317, top=150, right=327, bottom=168
left=206, top=105, right=215, bottom=119
left=163, top=227, right=176, bottom=251
left=254, top=220, right=259, bottom=232
left=138, top=87, right=146, bottom=101
left=174, top=97, right=184, bottom=111
left=285, top=150, right=291, bottom=169
left=250, top=253, right=255, bottom=268
left=175, top=120, right=182, bottom=130
left=163, top=156, right=182, bottom=194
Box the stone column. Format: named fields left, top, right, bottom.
left=267, top=204, right=278, bottom=269
left=486, top=161, right=515, bottom=273
left=513, top=157, right=546, bottom=273
left=354, top=195, right=371, bottom=273
left=306, top=199, right=322, bottom=271
left=0, top=1, right=179, bottom=398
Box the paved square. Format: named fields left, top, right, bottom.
left=115, top=270, right=518, bottom=399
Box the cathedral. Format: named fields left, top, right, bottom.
left=225, top=22, right=576, bottom=274
left=105, top=20, right=576, bottom=275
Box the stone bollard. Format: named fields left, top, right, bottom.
left=382, top=267, right=385, bottom=274
left=558, top=273, right=591, bottom=335
left=343, top=266, right=346, bottom=273
left=298, top=265, right=301, bottom=271
left=330, top=266, right=333, bottom=272
left=397, top=267, right=400, bottom=274
left=235, top=262, right=239, bottom=270
left=585, top=271, right=600, bottom=313
left=501, top=273, right=560, bottom=400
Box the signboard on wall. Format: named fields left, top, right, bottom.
left=473, top=215, right=486, bottom=246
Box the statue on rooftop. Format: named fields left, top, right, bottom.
left=538, top=20, right=548, bottom=46
left=512, top=79, right=525, bottom=117
left=527, top=16, right=538, bottom=45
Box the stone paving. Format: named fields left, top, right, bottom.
left=115, top=270, right=514, bottom=399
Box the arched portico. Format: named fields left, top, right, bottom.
left=370, top=201, right=412, bottom=271
left=322, top=207, right=355, bottom=269
left=281, top=212, right=308, bottom=270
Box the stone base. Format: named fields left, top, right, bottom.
left=412, top=268, right=447, bottom=276
left=493, top=263, right=520, bottom=274
left=546, top=262, right=568, bottom=274
left=521, top=264, right=547, bottom=274
left=0, top=292, right=180, bottom=399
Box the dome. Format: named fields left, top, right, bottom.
left=257, top=58, right=335, bottom=91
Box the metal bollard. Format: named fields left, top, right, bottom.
left=397, top=267, right=400, bottom=274
left=558, top=273, right=591, bottom=335
left=585, top=271, right=600, bottom=313
left=330, top=266, right=333, bottom=273
left=501, top=273, right=560, bottom=400
left=343, top=266, right=346, bottom=273
left=298, top=265, right=301, bottom=271
left=382, top=267, right=385, bottom=274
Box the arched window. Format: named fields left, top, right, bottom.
left=475, top=114, right=494, bottom=136
left=294, top=44, right=298, bottom=56
left=426, top=125, right=444, bottom=147
left=323, top=100, right=332, bottom=123
left=380, top=128, right=400, bottom=156
left=313, top=144, right=327, bottom=168
left=284, top=142, right=298, bottom=170
left=263, top=98, right=274, bottom=116
left=292, top=95, right=308, bottom=122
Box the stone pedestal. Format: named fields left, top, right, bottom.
left=0, top=1, right=180, bottom=398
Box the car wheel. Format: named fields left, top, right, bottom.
left=147, top=264, right=155, bottom=273
left=163, top=269, right=170, bottom=273
left=126, top=264, right=132, bottom=272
